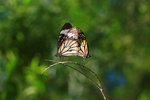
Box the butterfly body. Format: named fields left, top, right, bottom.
left=56, top=23, right=90, bottom=58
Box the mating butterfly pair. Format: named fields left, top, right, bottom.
left=55, top=23, right=90, bottom=58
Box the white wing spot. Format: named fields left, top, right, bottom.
left=60, top=29, right=69, bottom=35
left=67, top=33, right=75, bottom=37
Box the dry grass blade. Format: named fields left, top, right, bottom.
left=43, top=60, right=107, bottom=100
left=62, top=64, right=102, bottom=94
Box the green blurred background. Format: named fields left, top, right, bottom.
left=0, top=0, right=150, bottom=100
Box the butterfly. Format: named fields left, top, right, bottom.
left=55, top=23, right=90, bottom=58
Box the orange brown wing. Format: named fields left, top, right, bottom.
left=78, top=33, right=90, bottom=58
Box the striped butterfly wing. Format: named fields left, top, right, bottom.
left=56, top=22, right=90, bottom=58
left=56, top=23, right=79, bottom=57
left=57, top=39, right=79, bottom=57
left=57, top=23, right=72, bottom=51
left=78, top=32, right=90, bottom=58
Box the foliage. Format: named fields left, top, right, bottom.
left=0, top=0, right=150, bottom=100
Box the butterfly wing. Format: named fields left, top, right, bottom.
left=56, top=23, right=90, bottom=58
left=78, top=31, right=90, bottom=58
left=57, top=39, right=79, bottom=57
left=56, top=23, right=79, bottom=57
left=57, top=23, right=72, bottom=50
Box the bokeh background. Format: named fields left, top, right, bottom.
left=0, top=0, right=150, bottom=100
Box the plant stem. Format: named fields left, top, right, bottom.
left=43, top=60, right=107, bottom=100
